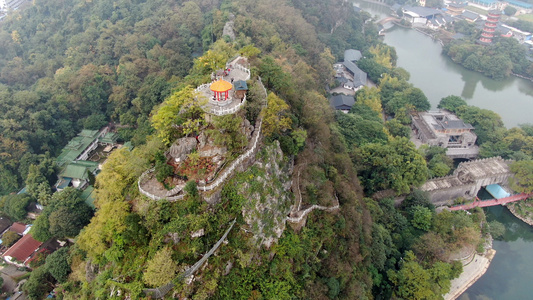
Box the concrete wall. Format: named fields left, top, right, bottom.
left=426, top=183, right=477, bottom=206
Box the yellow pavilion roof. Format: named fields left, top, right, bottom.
left=210, top=79, right=233, bottom=92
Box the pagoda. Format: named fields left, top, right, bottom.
left=478, top=10, right=501, bottom=45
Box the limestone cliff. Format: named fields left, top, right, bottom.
left=237, top=141, right=293, bottom=248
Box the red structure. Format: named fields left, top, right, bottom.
left=479, top=10, right=501, bottom=44
left=450, top=193, right=532, bottom=211
left=210, top=79, right=233, bottom=101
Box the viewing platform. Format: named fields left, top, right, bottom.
left=194, top=56, right=251, bottom=116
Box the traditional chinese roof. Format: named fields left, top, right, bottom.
left=330, top=94, right=355, bottom=111
left=59, top=160, right=99, bottom=180
left=233, top=80, right=248, bottom=91
left=210, top=79, right=233, bottom=92
left=56, top=130, right=100, bottom=167
left=3, top=234, right=42, bottom=263
left=344, top=49, right=362, bottom=62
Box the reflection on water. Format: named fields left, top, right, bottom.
left=460, top=205, right=533, bottom=300
left=353, top=0, right=390, bottom=20
left=382, top=27, right=533, bottom=128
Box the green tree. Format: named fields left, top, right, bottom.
left=356, top=137, right=428, bottom=195
left=261, top=93, right=292, bottom=137
left=23, top=266, right=53, bottom=300
left=151, top=87, right=207, bottom=145
left=1, top=194, right=31, bottom=221
left=2, top=230, right=20, bottom=247
left=31, top=214, right=52, bottom=242
left=411, top=206, right=433, bottom=231
left=437, top=95, right=467, bottom=113
left=336, top=112, right=388, bottom=147
left=504, top=6, right=517, bottom=16
left=143, top=247, right=177, bottom=287
left=388, top=251, right=436, bottom=300
left=509, top=160, right=533, bottom=193
left=45, top=247, right=71, bottom=283
left=209, top=114, right=247, bottom=153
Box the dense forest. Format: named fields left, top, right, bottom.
left=0, top=0, right=531, bottom=299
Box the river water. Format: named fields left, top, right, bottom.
left=459, top=205, right=533, bottom=300
left=352, top=1, right=533, bottom=298
left=354, top=0, right=533, bottom=128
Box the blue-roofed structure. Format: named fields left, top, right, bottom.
left=485, top=184, right=511, bottom=199
left=469, top=0, right=497, bottom=7
left=507, top=0, right=532, bottom=9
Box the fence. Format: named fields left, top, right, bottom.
left=198, top=120, right=262, bottom=192
left=286, top=194, right=340, bottom=224
left=137, top=168, right=186, bottom=201
left=210, top=94, right=247, bottom=116
left=138, top=72, right=267, bottom=201
left=143, top=219, right=237, bottom=298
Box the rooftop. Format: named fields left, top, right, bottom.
left=99, top=132, right=118, bottom=145
left=507, top=0, right=532, bottom=8
left=3, top=234, right=42, bottom=263
left=9, top=222, right=27, bottom=235
left=56, top=130, right=100, bottom=167
left=462, top=11, right=479, bottom=20
left=233, top=80, right=248, bottom=91
left=0, top=217, right=11, bottom=234
left=210, top=79, right=233, bottom=92
left=403, top=6, right=442, bottom=18
left=81, top=186, right=96, bottom=209
left=344, top=49, right=362, bottom=62
left=330, top=94, right=355, bottom=110
left=457, top=157, right=510, bottom=179
left=59, top=160, right=99, bottom=180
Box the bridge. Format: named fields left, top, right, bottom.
left=450, top=193, right=532, bottom=211
left=378, top=17, right=400, bottom=25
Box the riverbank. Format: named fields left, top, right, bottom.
left=507, top=204, right=533, bottom=226
left=444, top=249, right=496, bottom=300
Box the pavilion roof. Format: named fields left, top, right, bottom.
left=210, top=79, right=233, bottom=92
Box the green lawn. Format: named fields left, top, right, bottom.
left=517, top=14, right=533, bottom=22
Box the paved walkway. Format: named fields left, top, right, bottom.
left=195, top=57, right=251, bottom=116
left=444, top=250, right=496, bottom=300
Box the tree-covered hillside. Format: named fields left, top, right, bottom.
left=0, top=0, right=498, bottom=299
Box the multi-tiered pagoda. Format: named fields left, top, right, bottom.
left=478, top=10, right=501, bottom=44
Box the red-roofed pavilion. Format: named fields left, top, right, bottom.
left=210, top=79, right=233, bottom=101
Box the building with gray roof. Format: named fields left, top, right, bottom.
left=329, top=94, right=355, bottom=112
left=412, top=110, right=479, bottom=159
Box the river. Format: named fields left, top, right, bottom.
left=459, top=205, right=533, bottom=300
left=352, top=1, right=533, bottom=298
left=353, top=0, right=533, bottom=128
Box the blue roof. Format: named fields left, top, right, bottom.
left=485, top=184, right=511, bottom=199
left=507, top=0, right=532, bottom=8
left=470, top=0, right=496, bottom=5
